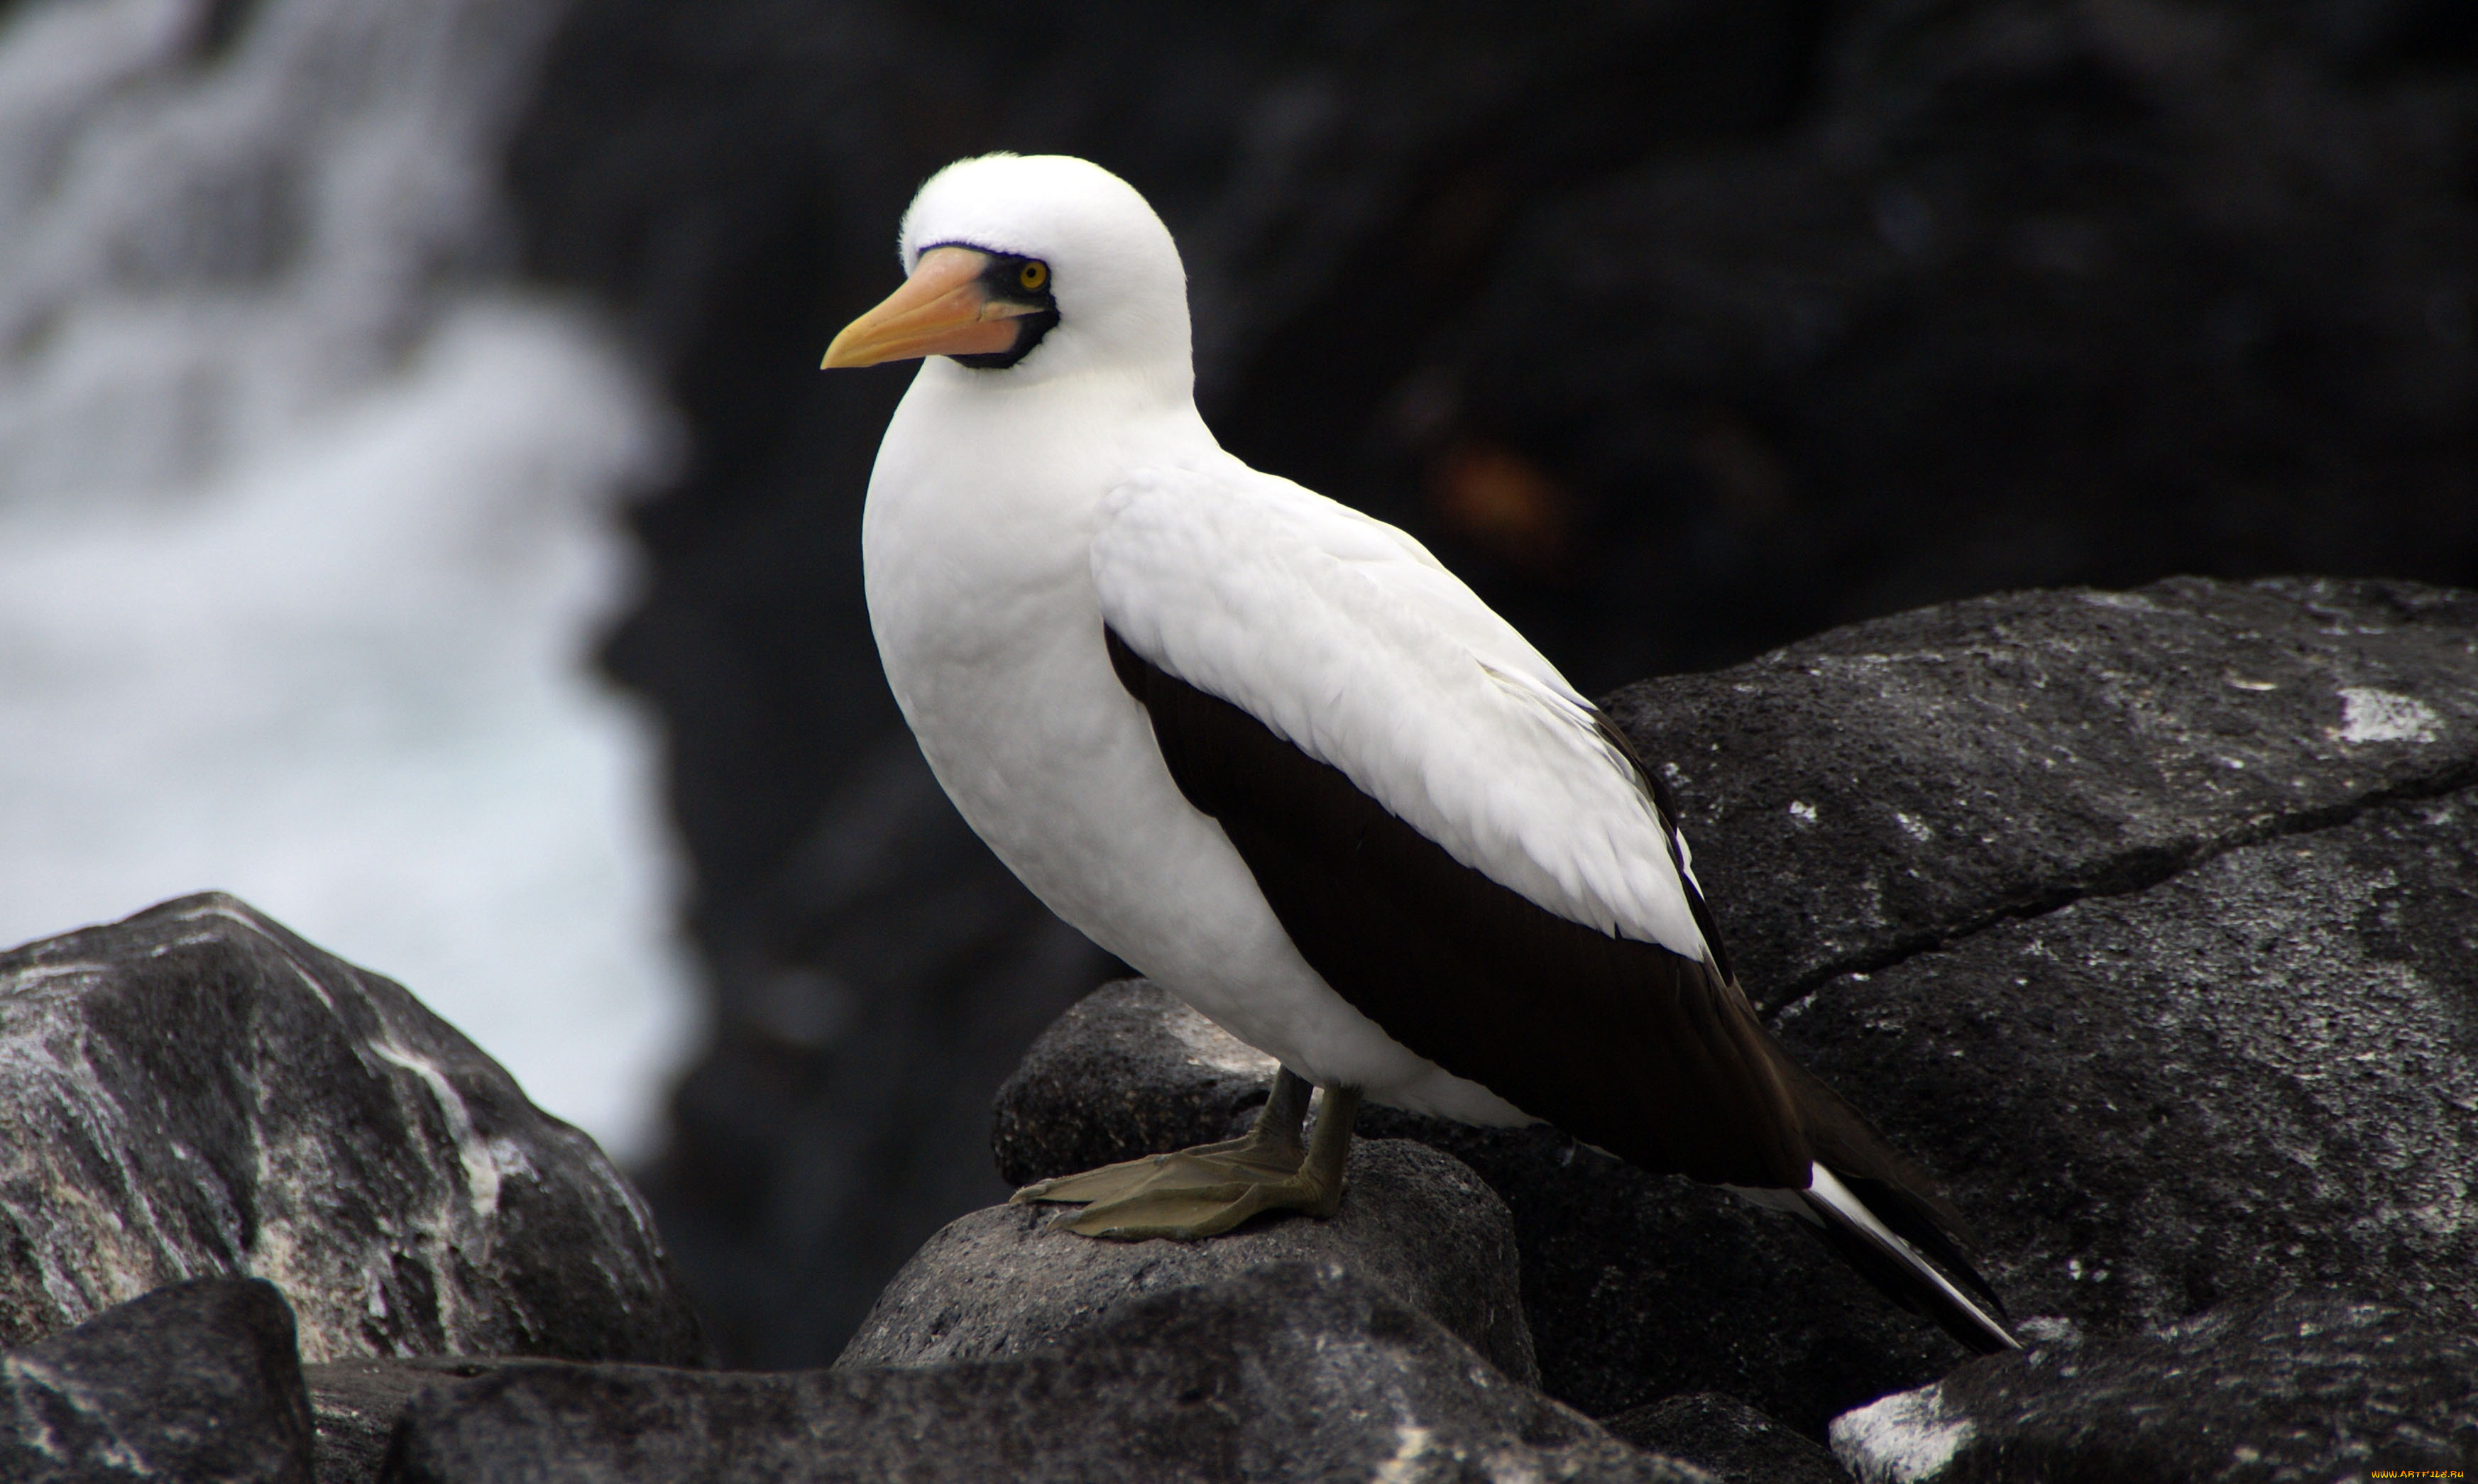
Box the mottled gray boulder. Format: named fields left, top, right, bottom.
left=0, top=894, right=707, bottom=1366
left=997, top=578, right=2478, bottom=1433
left=1829, top=1292, right=2478, bottom=1483
left=993, top=977, right=1285, bottom=1186
left=385, top=1263, right=1711, bottom=1483
left=1606, top=1393, right=1852, bottom=1484
left=1777, top=783, right=2478, bottom=1342
left=1606, top=577, right=2478, bottom=1008
left=0, top=1277, right=314, bottom=1483
left=844, top=1137, right=1535, bottom=1385
left=305, top=1358, right=530, bottom=1484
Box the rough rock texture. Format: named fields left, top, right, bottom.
left=0, top=894, right=707, bottom=1365
left=1829, top=1292, right=2478, bottom=1483
left=992, top=979, right=1294, bottom=1190
left=385, top=1263, right=1711, bottom=1484
left=1780, top=781, right=2478, bottom=1339
left=1612, top=578, right=2478, bottom=1340
left=1604, top=576, right=2478, bottom=1006
left=0, top=1277, right=315, bottom=1484
left=1606, top=1393, right=1852, bottom=1484
left=842, top=1138, right=1535, bottom=1385
left=306, top=1358, right=530, bottom=1484
left=998, top=577, right=2478, bottom=1434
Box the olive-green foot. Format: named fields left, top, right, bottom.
left=1011, top=1070, right=1360, bottom=1241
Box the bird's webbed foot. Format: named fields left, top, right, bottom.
left=1009, top=1068, right=1360, bottom=1239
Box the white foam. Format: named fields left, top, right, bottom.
left=0, top=0, right=698, bottom=1160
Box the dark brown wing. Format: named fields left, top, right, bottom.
left=1107, top=627, right=1809, bottom=1189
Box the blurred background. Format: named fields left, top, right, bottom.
left=0, top=0, right=2469, bottom=1368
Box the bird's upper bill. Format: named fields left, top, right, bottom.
left=819, top=246, right=1045, bottom=368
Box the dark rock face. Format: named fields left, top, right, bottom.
left=1829, top=1292, right=2478, bottom=1483
left=843, top=1138, right=1537, bottom=1386
left=1606, top=576, right=2478, bottom=1340
left=385, top=1263, right=1709, bottom=1484
left=0, top=1277, right=315, bottom=1484
left=1603, top=576, right=2478, bottom=1006
left=1449, top=7, right=2478, bottom=681
left=1606, top=1393, right=1853, bottom=1484
left=0, top=894, right=707, bottom=1366
left=998, top=577, right=2478, bottom=1434
left=1782, top=784, right=2478, bottom=1339
left=992, top=979, right=1295, bottom=1189
left=305, top=1358, right=531, bottom=1484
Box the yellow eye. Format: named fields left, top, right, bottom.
left=1019, top=260, right=1048, bottom=292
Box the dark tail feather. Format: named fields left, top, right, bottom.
left=1753, top=1026, right=2019, bottom=1352
left=1831, top=1165, right=2010, bottom=1320
left=1798, top=1163, right=2020, bottom=1354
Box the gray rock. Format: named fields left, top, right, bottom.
left=305, top=1358, right=530, bottom=1484
left=383, top=1263, right=1711, bottom=1483
left=1776, top=781, right=2478, bottom=1341
left=996, top=578, right=2478, bottom=1434
left=1603, top=577, right=2478, bottom=1009
left=1605, top=1393, right=1852, bottom=1484
left=992, top=978, right=1296, bottom=1188
left=843, top=1137, right=1535, bottom=1385
left=0, top=1276, right=315, bottom=1483
left=0, top=893, right=708, bottom=1366
left=1829, top=1292, right=2478, bottom=1483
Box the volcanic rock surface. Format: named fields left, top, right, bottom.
left=1607, top=1392, right=1854, bottom=1484
left=0, top=1277, right=316, bottom=1484
left=305, top=1357, right=535, bottom=1484
left=385, top=1264, right=1709, bottom=1484
left=842, top=1137, right=1536, bottom=1386
left=1829, top=1292, right=2478, bottom=1483
left=0, top=893, right=708, bottom=1366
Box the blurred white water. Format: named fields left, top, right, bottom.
left=0, top=0, right=698, bottom=1160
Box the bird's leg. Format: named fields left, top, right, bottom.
left=1011, top=1067, right=1313, bottom=1207
left=1010, top=1071, right=1361, bottom=1240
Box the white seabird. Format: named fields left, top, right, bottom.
left=823, top=153, right=2019, bottom=1354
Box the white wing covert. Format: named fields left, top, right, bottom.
left=1090, top=461, right=1710, bottom=963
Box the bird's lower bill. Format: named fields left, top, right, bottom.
left=821, top=246, right=1036, bottom=368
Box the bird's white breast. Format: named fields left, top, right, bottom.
left=857, top=363, right=1522, bottom=1120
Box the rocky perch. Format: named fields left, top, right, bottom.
left=6, top=577, right=2477, bottom=1481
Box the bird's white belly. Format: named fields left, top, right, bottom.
left=861, top=415, right=1522, bottom=1122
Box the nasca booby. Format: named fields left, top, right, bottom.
left=822, top=153, right=2019, bottom=1354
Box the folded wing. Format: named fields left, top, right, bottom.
left=1092, top=462, right=1804, bottom=1187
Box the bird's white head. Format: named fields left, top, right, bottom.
left=821, top=154, right=1191, bottom=395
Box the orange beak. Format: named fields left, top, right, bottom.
left=820, top=247, right=1043, bottom=368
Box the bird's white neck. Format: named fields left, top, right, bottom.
left=873, top=357, right=1215, bottom=530
left=859, top=356, right=1218, bottom=725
